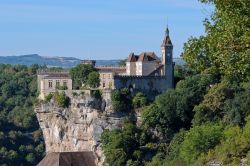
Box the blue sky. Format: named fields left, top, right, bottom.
left=0, top=0, right=213, bottom=59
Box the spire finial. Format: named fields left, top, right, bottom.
left=165, top=26, right=169, bottom=37
left=165, top=18, right=169, bottom=36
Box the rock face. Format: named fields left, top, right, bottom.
left=35, top=90, right=126, bottom=165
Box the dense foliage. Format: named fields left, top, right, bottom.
left=183, top=0, right=250, bottom=82
left=132, top=92, right=147, bottom=109
left=70, top=64, right=97, bottom=89
left=101, top=0, right=250, bottom=165
left=111, top=88, right=132, bottom=112
left=54, top=92, right=70, bottom=108
left=0, top=64, right=45, bottom=166
left=87, top=71, right=100, bottom=88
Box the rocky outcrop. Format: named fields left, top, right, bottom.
left=35, top=90, right=127, bottom=165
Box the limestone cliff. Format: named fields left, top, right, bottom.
left=34, top=90, right=126, bottom=165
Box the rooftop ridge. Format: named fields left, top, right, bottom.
left=96, top=66, right=126, bottom=68
left=114, top=75, right=165, bottom=79
left=37, top=70, right=70, bottom=74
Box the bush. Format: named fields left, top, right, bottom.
left=45, top=93, right=53, bottom=102
left=90, top=90, right=102, bottom=99
left=142, top=74, right=218, bottom=139
left=198, top=116, right=250, bottom=165
left=72, top=92, right=79, bottom=97
left=132, top=92, right=147, bottom=109
left=54, top=92, right=70, bottom=108
left=101, top=122, right=142, bottom=166
left=179, top=123, right=223, bottom=163
left=57, top=85, right=68, bottom=90
left=111, top=88, right=132, bottom=112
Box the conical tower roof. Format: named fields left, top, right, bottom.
left=161, top=27, right=173, bottom=47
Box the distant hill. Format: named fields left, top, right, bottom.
left=0, top=54, right=184, bottom=68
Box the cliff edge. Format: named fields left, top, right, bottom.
left=35, top=90, right=127, bottom=165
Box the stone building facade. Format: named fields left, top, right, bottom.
left=37, top=71, right=72, bottom=99
left=37, top=26, right=174, bottom=98
left=96, top=27, right=174, bottom=93
left=126, top=52, right=162, bottom=76
left=96, top=66, right=126, bottom=89
left=113, top=27, right=174, bottom=93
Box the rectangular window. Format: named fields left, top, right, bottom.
left=109, top=82, right=112, bottom=89
left=103, top=82, right=105, bottom=88
left=63, top=80, right=67, bottom=87
left=56, top=80, right=60, bottom=87
left=48, top=80, right=53, bottom=88
left=102, top=74, right=105, bottom=79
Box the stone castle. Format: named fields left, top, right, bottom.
left=36, top=27, right=175, bottom=165
left=37, top=27, right=174, bottom=99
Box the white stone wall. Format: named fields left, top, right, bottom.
left=134, top=61, right=159, bottom=76
left=136, top=62, right=142, bottom=75
left=126, top=62, right=136, bottom=75
left=39, top=78, right=72, bottom=99
left=99, top=72, right=115, bottom=90
left=141, top=62, right=159, bottom=76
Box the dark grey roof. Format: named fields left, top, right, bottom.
left=161, top=28, right=173, bottom=47
left=96, top=66, right=126, bottom=74
left=161, top=36, right=173, bottom=47
left=127, top=52, right=160, bottom=62
left=38, top=71, right=71, bottom=79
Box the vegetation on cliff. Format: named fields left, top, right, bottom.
left=101, top=0, right=250, bottom=165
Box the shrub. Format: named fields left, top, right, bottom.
left=111, top=88, right=132, bottom=112
left=72, top=92, right=79, bottom=97
left=179, top=123, right=223, bottom=163
left=44, top=93, right=53, bottom=103
left=54, top=92, right=70, bottom=108
left=57, top=85, right=68, bottom=90
left=132, top=92, right=147, bottom=109
left=91, top=90, right=102, bottom=99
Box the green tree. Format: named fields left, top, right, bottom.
left=70, top=64, right=97, bottom=89
left=142, top=74, right=217, bottom=139
left=87, top=71, right=100, bottom=88
left=183, top=0, right=250, bottom=82
left=224, top=83, right=250, bottom=125
left=192, top=82, right=236, bottom=126
left=179, top=123, right=223, bottom=164
left=132, top=92, right=147, bottom=109
left=25, top=153, right=35, bottom=164
left=54, top=92, right=70, bottom=108
left=0, top=65, right=45, bottom=166
left=101, top=122, right=142, bottom=166
left=111, top=88, right=132, bottom=112
left=197, top=116, right=250, bottom=165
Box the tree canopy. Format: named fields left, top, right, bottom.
left=0, top=64, right=45, bottom=166
left=70, top=64, right=97, bottom=89
left=183, top=0, right=250, bottom=82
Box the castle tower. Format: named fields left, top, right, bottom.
left=161, top=26, right=174, bottom=88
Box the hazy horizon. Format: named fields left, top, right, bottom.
left=0, top=0, right=213, bottom=60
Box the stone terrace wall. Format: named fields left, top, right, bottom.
left=114, top=75, right=172, bottom=95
